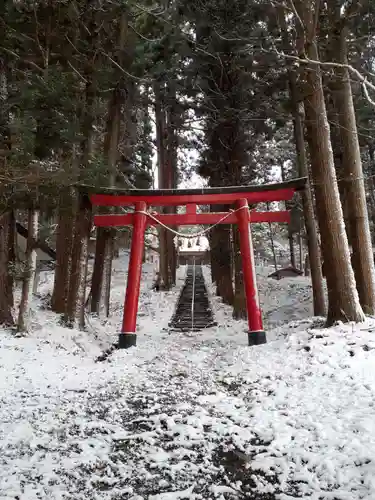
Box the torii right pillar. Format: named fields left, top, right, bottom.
left=236, top=198, right=266, bottom=346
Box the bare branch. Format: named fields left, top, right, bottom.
left=342, top=0, right=365, bottom=21
left=33, top=5, right=47, bottom=66
left=0, top=47, right=44, bottom=73
left=128, top=23, right=163, bottom=43
left=101, top=51, right=153, bottom=83
left=67, top=61, right=87, bottom=83
left=362, top=83, right=375, bottom=108
left=65, top=35, right=84, bottom=56
left=275, top=50, right=375, bottom=107
left=286, top=0, right=305, bottom=34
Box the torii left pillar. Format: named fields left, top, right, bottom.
left=119, top=201, right=147, bottom=348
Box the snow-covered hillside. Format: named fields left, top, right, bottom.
left=1, top=255, right=375, bottom=499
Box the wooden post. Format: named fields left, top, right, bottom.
left=236, top=198, right=266, bottom=346
left=120, top=201, right=147, bottom=348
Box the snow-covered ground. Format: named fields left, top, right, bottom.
left=1, top=255, right=375, bottom=499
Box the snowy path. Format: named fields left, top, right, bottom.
left=1, top=258, right=375, bottom=499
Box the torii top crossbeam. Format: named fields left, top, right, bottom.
left=81, top=177, right=306, bottom=227
left=82, top=177, right=306, bottom=207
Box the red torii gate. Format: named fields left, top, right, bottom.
left=86, top=177, right=306, bottom=349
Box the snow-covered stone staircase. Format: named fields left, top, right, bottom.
left=168, top=264, right=217, bottom=331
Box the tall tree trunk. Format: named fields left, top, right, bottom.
left=330, top=30, right=375, bottom=314
left=369, top=185, right=375, bottom=245
left=65, top=194, right=92, bottom=327
left=65, top=69, right=95, bottom=328
left=100, top=84, right=122, bottom=316
left=89, top=185, right=111, bottom=315
left=269, top=222, right=278, bottom=273
left=90, top=10, right=128, bottom=316
left=0, top=57, right=11, bottom=179
left=368, top=146, right=375, bottom=243
left=288, top=229, right=295, bottom=268
left=289, top=71, right=326, bottom=316
left=302, top=38, right=364, bottom=325
left=91, top=227, right=109, bottom=314
left=280, top=162, right=296, bottom=267
left=231, top=154, right=246, bottom=318
left=277, top=6, right=326, bottom=316
left=77, top=206, right=91, bottom=330
left=0, top=59, right=14, bottom=325
left=324, top=87, right=351, bottom=241
left=77, top=76, right=95, bottom=327
left=154, top=82, right=171, bottom=289
left=0, top=212, right=15, bottom=326
left=209, top=226, right=219, bottom=284
left=298, top=230, right=303, bottom=270
left=211, top=221, right=234, bottom=305
left=232, top=225, right=246, bottom=318
left=17, top=208, right=38, bottom=333
left=166, top=82, right=179, bottom=285
left=51, top=196, right=74, bottom=313
left=100, top=230, right=115, bottom=317
left=8, top=212, right=15, bottom=309
left=304, top=253, right=311, bottom=276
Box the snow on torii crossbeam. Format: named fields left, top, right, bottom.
left=83, top=177, right=306, bottom=349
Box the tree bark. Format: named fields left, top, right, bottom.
left=330, top=29, right=375, bottom=314
left=154, top=82, right=171, bottom=289
left=280, top=162, right=296, bottom=267
left=0, top=56, right=11, bottom=183
left=368, top=146, right=375, bottom=244
left=0, top=212, right=15, bottom=326
left=17, top=208, right=38, bottom=333
left=288, top=230, right=295, bottom=268
left=166, top=82, right=179, bottom=285
left=100, top=82, right=122, bottom=316
left=302, top=39, right=364, bottom=325
left=101, top=229, right=115, bottom=317
left=51, top=196, right=74, bottom=314
left=0, top=59, right=14, bottom=325
left=276, top=4, right=326, bottom=316
left=269, top=222, right=278, bottom=273
left=90, top=227, right=108, bottom=314
left=211, top=222, right=234, bottom=305
left=289, top=71, right=326, bottom=316
left=232, top=225, right=246, bottom=319
left=77, top=74, right=95, bottom=327
left=324, top=85, right=351, bottom=241
left=298, top=230, right=303, bottom=270
left=89, top=10, right=129, bottom=316
left=208, top=226, right=219, bottom=284
left=65, top=194, right=92, bottom=327
left=304, top=253, right=311, bottom=276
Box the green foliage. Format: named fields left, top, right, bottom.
left=1, top=0, right=374, bottom=210
left=1, top=0, right=160, bottom=209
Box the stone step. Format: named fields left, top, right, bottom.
left=168, top=264, right=216, bottom=333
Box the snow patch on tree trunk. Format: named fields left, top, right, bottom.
left=17, top=209, right=38, bottom=333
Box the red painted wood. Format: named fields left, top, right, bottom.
left=186, top=203, right=197, bottom=214
left=236, top=199, right=263, bottom=333
left=121, top=201, right=147, bottom=336
left=94, top=210, right=290, bottom=227
left=90, top=188, right=296, bottom=207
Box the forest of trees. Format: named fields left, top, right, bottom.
left=1, top=0, right=375, bottom=333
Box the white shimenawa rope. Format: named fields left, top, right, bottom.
left=133, top=205, right=248, bottom=239
left=191, top=256, right=196, bottom=332
left=132, top=205, right=248, bottom=333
